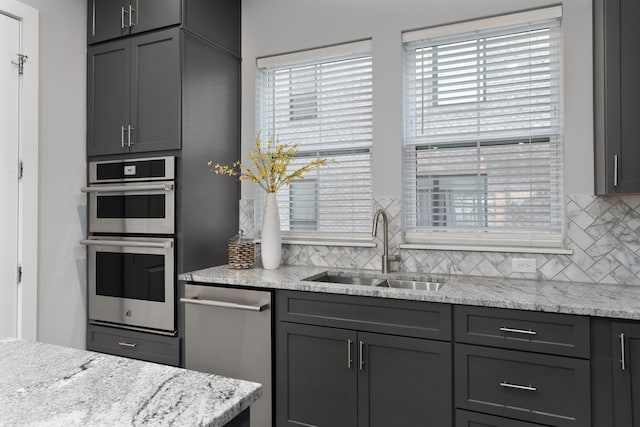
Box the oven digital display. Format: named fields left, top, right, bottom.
left=95, top=253, right=166, bottom=302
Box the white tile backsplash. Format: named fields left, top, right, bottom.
left=241, top=193, right=640, bottom=285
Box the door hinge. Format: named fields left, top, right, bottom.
left=17, top=265, right=22, bottom=284
left=11, top=54, right=28, bottom=75
left=18, top=161, right=23, bottom=180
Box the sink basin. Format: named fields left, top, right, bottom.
left=305, top=272, right=445, bottom=291
left=377, top=279, right=445, bottom=291
left=307, top=272, right=385, bottom=287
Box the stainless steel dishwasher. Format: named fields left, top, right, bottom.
left=182, top=284, right=272, bottom=427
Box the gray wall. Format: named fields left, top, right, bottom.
left=20, top=0, right=87, bottom=349
left=241, top=0, right=594, bottom=197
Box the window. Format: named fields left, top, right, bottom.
left=256, top=41, right=373, bottom=238
left=403, top=7, right=564, bottom=248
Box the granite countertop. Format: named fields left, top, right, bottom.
left=0, top=339, right=261, bottom=427
left=180, top=264, right=640, bottom=320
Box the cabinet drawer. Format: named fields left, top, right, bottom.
left=456, top=410, right=547, bottom=427
left=277, top=290, right=451, bottom=341
left=454, top=305, right=590, bottom=358
left=455, top=344, right=590, bottom=427
left=87, top=324, right=180, bottom=366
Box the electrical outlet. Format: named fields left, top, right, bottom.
left=512, top=257, right=537, bottom=273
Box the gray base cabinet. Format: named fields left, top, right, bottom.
left=455, top=344, right=590, bottom=427
left=612, top=322, right=640, bottom=427
left=276, top=291, right=452, bottom=427
left=86, top=323, right=180, bottom=366
left=357, top=332, right=452, bottom=427
left=456, top=410, right=547, bottom=427
left=277, top=323, right=358, bottom=427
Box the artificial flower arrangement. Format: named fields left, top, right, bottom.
left=208, top=135, right=328, bottom=192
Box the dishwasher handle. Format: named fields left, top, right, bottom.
left=180, top=297, right=269, bottom=312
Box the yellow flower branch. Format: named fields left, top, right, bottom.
left=208, top=135, right=328, bottom=193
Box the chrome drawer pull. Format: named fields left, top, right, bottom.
left=347, top=339, right=353, bottom=369
left=499, top=381, right=537, bottom=392
left=499, top=327, right=537, bottom=336
left=359, top=340, right=365, bottom=371
left=118, top=341, right=137, bottom=348
left=620, top=333, right=626, bottom=371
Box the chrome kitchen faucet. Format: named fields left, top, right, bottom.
left=372, top=209, right=400, bottom=274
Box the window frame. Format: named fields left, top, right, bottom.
left=402, top=6, right=565, bottom=250
left=255, top=40, right=375, bottom=244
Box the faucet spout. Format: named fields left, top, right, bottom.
left=372, top=209, right=398, bottom=274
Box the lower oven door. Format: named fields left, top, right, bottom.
left=82, top=236, right=175, bottom=333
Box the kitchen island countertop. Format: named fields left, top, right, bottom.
left=0, top=339, right=261, bottom=427
left=180, top=264, right=640, bottom=320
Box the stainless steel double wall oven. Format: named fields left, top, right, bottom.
left=82, top=157, right=176, bottom=334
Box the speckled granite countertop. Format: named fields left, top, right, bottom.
left=179, top=264, right=640, bottom=320
left=0, top=339, right=261, bottom=427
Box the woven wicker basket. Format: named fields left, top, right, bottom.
left=228, top=232, right=255, bottom=269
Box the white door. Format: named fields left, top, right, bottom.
left=0, top=12, right=20, bottom=339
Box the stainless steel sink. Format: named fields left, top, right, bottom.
left=376, top=279, right=445, bottom=291
left=306, top=272, right=385, bottom=287
left=305, top=272, right=444, bottom=291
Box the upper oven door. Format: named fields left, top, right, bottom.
left=84, top=181, right=175, bottom=234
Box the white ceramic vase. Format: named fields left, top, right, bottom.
left=261, top=193, right=281, bottom=269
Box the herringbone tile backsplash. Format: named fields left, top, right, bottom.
left=241, top=194, right=640, bottom=285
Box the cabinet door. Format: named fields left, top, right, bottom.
left=129, top=0, right=181, bottom=36
left=600, top=0, right=640, bottom=192
left=88, top=0, right=129, bottom=45
left=87, top=39, right=131, bottom=156
left=612, top=322, right=640, bottom=427
left=277, top=322, right=358, bottom=427
left=130, top=28, right=181, bottom=153
left=357, top=332, right=452, bottom=427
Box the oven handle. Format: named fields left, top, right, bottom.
left=81, top=183, right=174, bottom=193
left=80, top=239, right=173, bottom=249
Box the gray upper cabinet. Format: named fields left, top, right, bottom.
left=87, top=28, right=180, bottom=156
left=594, top=0, right=640, bottom=194
left=87, top=0, right=240, bottom=56
left=612, top=322, right=640, bottom=427
left=87, top=39, right=131, bottom=156
left=88, top=0, right=180, bottom=45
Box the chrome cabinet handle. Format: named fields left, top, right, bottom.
left=499, top=381, right=537, bottom=392
left=620, top=332, right=626, bottom=371
left=121, top=7, right=128, bottom=29
left=614, top=155, right=619, bottom=187
left=121, top=125, right=126, bottom=147
left=81, top=183, right=174, bottom=193
left=347, top=339, right=353, bottom=369
left=80, top=239, right=173, bottom=249
left=180, top=297, right=269, bottom=312
left=359, top=340, right=364, bottom=371
left=499, top=327, right=537, bottom=336
left=129, top=4, right=136, bottom=27
left=127, top=125, right=134, bottom=147
left=118, top=341, right=137, bottom=348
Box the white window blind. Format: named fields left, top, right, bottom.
left=403, top=9, right=564, bottom=248
left=256, top=41, right=373, bottom=237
